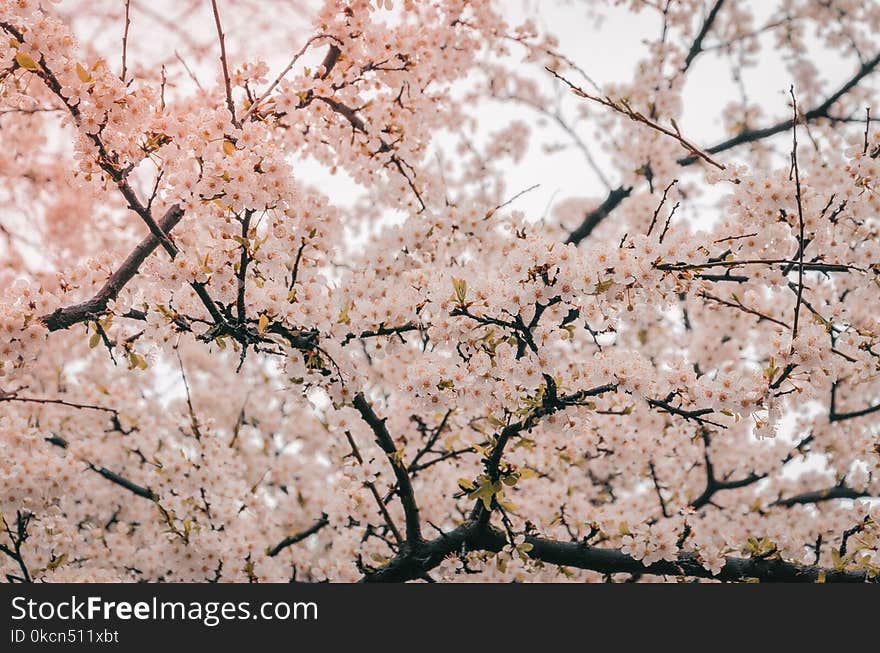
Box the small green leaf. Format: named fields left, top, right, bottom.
left=451, top=277, right=467, bottom=305
left=467, top=474, right=503, bottom=510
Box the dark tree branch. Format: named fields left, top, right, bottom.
left=361, top=519, right=873, bottom=583
left=121, top=0, right=131, bottom=82
left=408, top=409, right=453, bottom=472
left=830, top=402, right=880, bottom=422
left=548, top=67, right=726, bottom=169
left=789, top=87, right=806, bottom=340
left=0, top=392, right=118, bottom=414
left=342, top=322, right=421, bottom=346
left=88, top=464, right=156, bottom=501
left=46, top=434, right=156, bottom=501
left=353, top=394, right=423, bottom=545
left=689, top=430, right=764, bottom=509
left=830, top=382, right=880, bottom=423
left=344, top=430, right=403, bottom=545
left=562, top=49, right=880, bottom=243
left=773, top=486, right=868, bottom=507
left=657, top=259, right=860, bottom=274
left=41, top=204, right=183, bottom=331
left=690, top=431, right=818, bottom=511
left=241, top=38, right=340, bottom=123
left=519, top=534, right=871, bottom=583
left=682, top=0, right=726, bottom=72
left=565, top=186, right=633, bottom=245
left=267, top=514, right=329, bottom=557
left=1, top=511, right=32, bottom=583
left=647, top=398, right=724, bottom=428
left=649, top=462, right=671, bottom=518
left=679, top=51, right=880, bottom=165
left=700, top=291, right=789, bottom=328
left=235, top=210, right=253, bottom=323
left=470, top=381, right=618, bottom=524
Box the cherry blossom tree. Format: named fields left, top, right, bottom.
left=1, top=0, right=878, bottom=583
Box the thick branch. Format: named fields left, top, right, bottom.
left=565, top=186, right=632, bottom=245
left=40, top=204, right=183, bottom=331
left=89, top=464, right=156, bottom=500
left=773, top=486, right=868, bottom=507
left=353, top=394, right=423, bottom=545
left=830, top=401, right=880, bottom=423
left=682, top=0, right=726, bottom=72
left=362, top=520, right=872, bottom=583
left=521, top=535, right=870, bottom=583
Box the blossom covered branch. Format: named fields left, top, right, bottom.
left=1, top=0, right=879, bottom=584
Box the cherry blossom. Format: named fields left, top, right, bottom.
left=0, top=0, right=878, bottom=583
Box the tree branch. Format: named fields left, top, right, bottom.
left=789, top=87, right=806, bottom=340
left=361, top=519, right=873, bottom=583
left=240, top=38, right=340, bottom=123
left=46, top=434, right=156, bottom=501
left=353, top=393, right=423, bottom=545
left=772, top=486, right=868, bottom=507
left=209, top=0, right=238, bottom=128
left=564, top=49, right=880, bottom=243
left=682, top=0, right=726, bottom=72
left=565, top=186, right=632, bottom=245
left=678, top=51, right=880, bottom=165
left=831, top=402, right=880, bottom=422
left=266, top=514, right=329, bottom=557
left=0, top=21, right=179, bottom=256
left=40, top=204, right=183, bottom=331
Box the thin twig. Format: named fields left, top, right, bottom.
left=210, top=0, right=238, bottom=128
left=789, top=87, right=806, bottom=340
left=239, top=36, right=339, bottom=123
left=647, top=179, right=677, bottom=237
left=267, top=514, right=329, bottom=557
left=547, top=67, right=725, bottom=170
left=121, top=0, right=132, bottom=82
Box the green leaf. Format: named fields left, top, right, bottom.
left=487, top=414, right=505, bottom=428
left=451, top=277, right=467, bottom=305
left=467, top=474, right=502, bottom=510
